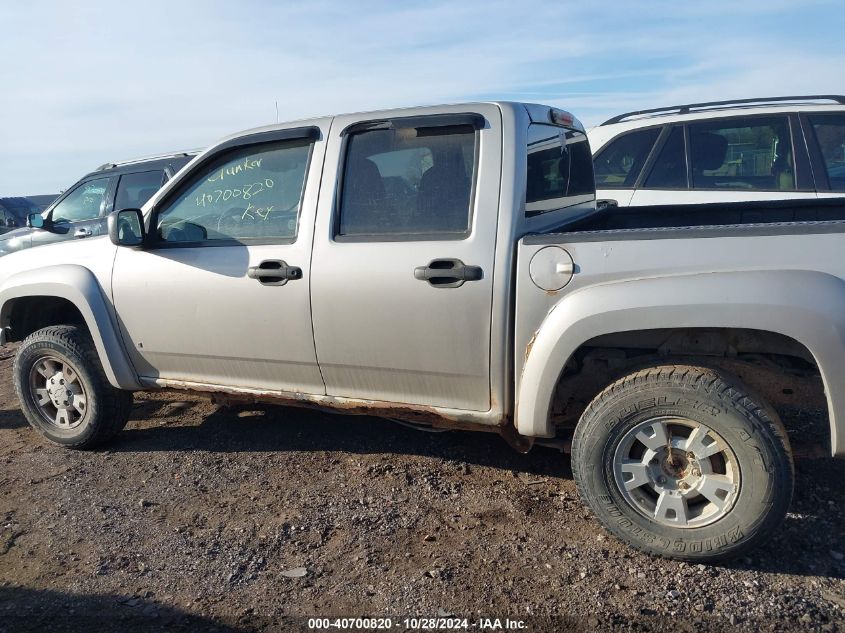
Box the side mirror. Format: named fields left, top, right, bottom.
left=596, top=199, right=619, bottom=210
left=108, top=209, right=146, bottom=246
left=27, top=213, right=45, bottom=229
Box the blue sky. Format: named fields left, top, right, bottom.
left=1, top=0, right=843, bottom=195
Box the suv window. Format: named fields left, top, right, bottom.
left=50, top=178, right=110, bottom=223
left=337, top=124, right=476, bottom=237
left=593, top=128, right=660, bottom=188
left=645, top=126, right=687, bottom=188
left=526, top=124, right=593, bottom=216
left=808, top=114, right=845, bottom=190
left=156, top=140, right=312, bottom=243
left=115, top=170, right=165, bottom=210
left=688, top=116, right=794, bottom=190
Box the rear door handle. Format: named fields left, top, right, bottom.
left=414, top=258, right=483, bottom=288
left=73, top=227, right=92, bottom=238
left=247, top=260, right=302, bottom=286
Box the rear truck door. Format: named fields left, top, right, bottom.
left=310, top=105, right=502, bottom=411
left=111, top=124, right=329, bottom=394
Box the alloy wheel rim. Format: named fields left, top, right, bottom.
left=612, top=416, right=740, bottom=528
left=28, top=354, right=88, bottom=430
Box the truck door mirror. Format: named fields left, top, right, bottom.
left=27, top=213, right=45, bottom=229
left=108, top=209, right=146, bottom=246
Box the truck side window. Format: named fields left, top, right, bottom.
left=593, top=128, right=660, bottom=188
left=156, top=140, right=312, bottom=243
left=644, top=126, right=687, bottom=189
left=687, top=116, right=794, bottom=191
left=526, top=124, right=594, bottom=216
left=50, top=178, right=111, bottom=223
left=808, top=114, right=845, bottom=191
left=115, top=170, right=165, bottom=211
left=337, top=124, right=477, bottom=237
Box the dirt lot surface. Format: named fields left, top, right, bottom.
left=0, top=346, right=843, bottom=633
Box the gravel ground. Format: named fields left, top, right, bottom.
left=0, top=346, right=843, bottom=632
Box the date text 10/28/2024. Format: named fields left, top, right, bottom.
left=307, top=617, right=528, bottom=630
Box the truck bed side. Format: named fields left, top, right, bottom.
left=515, top=206, right=845, bottom=457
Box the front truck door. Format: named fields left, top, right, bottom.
left=112, top=125, right=329, bottom=394
left=310, top=106, right=502, bottom=411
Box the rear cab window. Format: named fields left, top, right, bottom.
left=526, top=123, right=594, bottom=216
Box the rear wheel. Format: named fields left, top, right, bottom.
left=13, top=325, right=133, bottom=449
left=571, top=365, right=793, bottom=561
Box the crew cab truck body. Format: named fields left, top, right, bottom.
left=1, top=102, right=842, bottom=562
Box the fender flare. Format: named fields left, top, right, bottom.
left=516, top=270, right=845, bottom=457
left=0, top=264, right=142, bottom=390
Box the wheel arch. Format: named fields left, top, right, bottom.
left=0, top=265, right=141, bottom=390
left=517, top=270, right=845, bottom=457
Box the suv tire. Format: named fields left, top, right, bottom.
left=13, top=325, right=133, bottom=449
left=571, top=364, right=793, bottom=562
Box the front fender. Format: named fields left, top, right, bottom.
left=0, top=265, right=142, bottom=390
left=516, top=270, right=845, bottom=457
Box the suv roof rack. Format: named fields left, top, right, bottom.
left=95, top=149, right=201, bottom=172
left=600, top=95, right=845, bottom=126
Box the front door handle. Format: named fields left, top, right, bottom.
left=247, top=260, right=302, bottom=286
left=414, top=258, right=483, bottom=288
left=73, top=227, right=93, bottom=238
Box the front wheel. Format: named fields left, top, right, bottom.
left=571, top=365, right=793, bottom=562
left=13, top=325, right=133, bottom=449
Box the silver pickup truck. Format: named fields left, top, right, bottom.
left=1, top=102, right=843, bottom=562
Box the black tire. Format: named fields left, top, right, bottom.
left=13, top=325, right=133, bottom=449
left=571, top=364, right=793, bottom=562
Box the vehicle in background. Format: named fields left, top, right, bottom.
left=0, top=151, right=198, bottom=256
left=588, top=95, right=845, bottom=207
left=0, top=197, right=43, bottom=235
left=25, top=194, right=60, bottom=211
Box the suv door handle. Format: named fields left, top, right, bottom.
left=247, top=260, right=302, bottom=286
left=73, top=227, right=93, bottom=238
left=414, top=258, right=483, bottom=288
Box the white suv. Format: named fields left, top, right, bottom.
left=588, top=95, right=845, bottom=207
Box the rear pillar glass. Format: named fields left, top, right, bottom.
left=526, top=124, right=594, bottom=216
